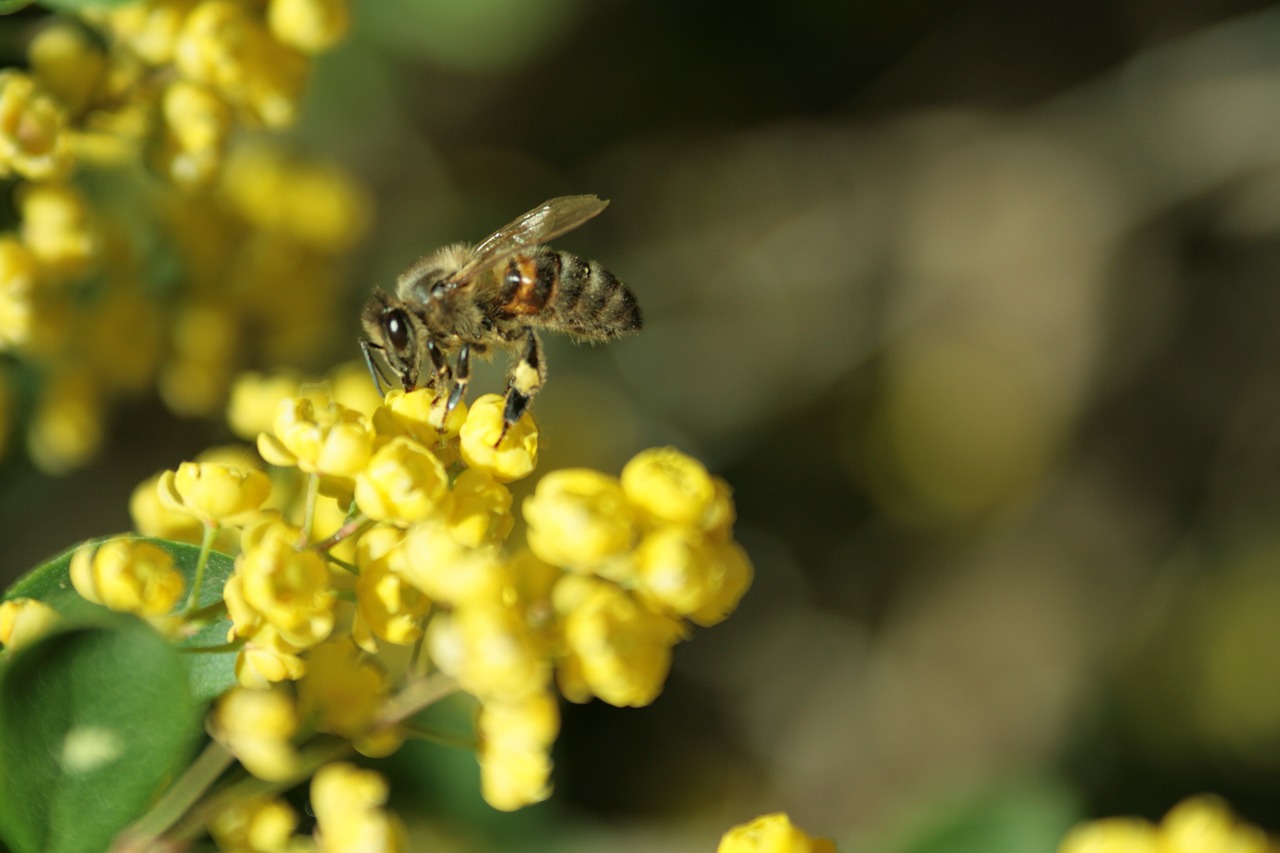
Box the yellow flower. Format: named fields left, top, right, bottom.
left=227, top=368, right=303, bottom=440
left=258, top=396, right=374, bottom=485
left=0, top=235, right=40, bottom=350
left=209, top=795, right=300, bottom=853
left=555, top=576, right=684, bottom=708
left=398, top=521, right=507, bottom=607
left=717, top=813, right=836, bottom=853
left=427, top=602, right=548, bottom=702
left=373, top=387, right=466, bottom=445
left=18, top=182, right=94, bottom=281
left=0, top=71, right=73, bottom=180
left=157, top=460, right=272, bottom=527
left=233, top=626, right=307, bottom=688
left=228, top=522, right=335, bottom=650
left=29, top=22, right=107, bottom=115
left=159, top=78, right=233, bottom=186
left=352, top=525, right=429, bottom=651
left=297, top=639, right=395, bottom=749
left=476, top=689, right=559, bottom=811
left=1059, top=795, right=1274, bottom=853
left=311, top=763, right=406, bottom=853
left=208, top=685, right=300, bottom=782
left=70, top=537, right=185, bottom=616
left=635, top=527, right=753, bottom=627
left=354, top=436, right=450, bottom=523
left=27, top=370, right=103, bottom=475
left=0, top=598, right=60, bottom=652
left=621, top=446, right=717, bottom=527
left=446, top=468, right=514, bottom=548
left=267, top=0, right=349, bottom=53
left=459, top=394, right=539, bottom=483
left=523, top=469, right=636, bottom=574
left=104, top=0, right=196, bottom=66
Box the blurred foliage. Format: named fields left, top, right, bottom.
left=7, top=0, right=1280, bottom=849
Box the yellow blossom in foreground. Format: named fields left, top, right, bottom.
left=0, top=71, right=73, bottom=180
left=311, top=763, right=405, bottom=853
left=447, top=467, right=514, bottom=548
left=460, top=394, right=539, bottom=482
left=373, top=387, right=466, bottom=445
left=70, top=537, right=185, bottom=616
left=209, top=686, right=300, bottom=782
left=621, top=446, right=717, bottom=527
left=477, top=689, right=559, bottom=811
left=227, top=523, right=335, bottom=651
left=209, top=795, right=300, bottom=853
left=0, top=598, right=60, bottom=652
left=398, top=521, right=507, bottom=607
left=1059, top=795, right=1274, bottom=853
left=523, top=468, right=635, bottom=574
left=555, top=576, right=684, bottom=707
left=157, top=460, right=272, bottom=526
left=718, top=813, right=836, bottom=853
left=233, top=625, right=307, bottom=689
left=354, top=436, right=450, bottom=523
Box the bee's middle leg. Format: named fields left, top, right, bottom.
left=499, top=328, right=545, bottom=443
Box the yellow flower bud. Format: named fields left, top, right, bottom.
left=70, top=537, right=185, bottom=616
left=29, top=23, right=107, bottom=115
left=0, top=71, right=73, bottom=180
left=555, top=576, right=683, bottom=708
left=1058, top=818, right=1158, bottom=853
left=373, top=387, right=466, bottom=444
left=0, top=598, right=60, bottom=651
left=635, top=527, right=753, bottom=627
left=27, top=370, right=102, bottom=475
left=297, top=638, right=390, bottom=741
left=227, top=368, right=303, bottom=440
left=105, top=0, right=196, bottom=66
left=267, top=0, right=349, bottom=53
left=446, top=468, right=514, bottom=548
left=18, top=182, right=94, bottom=282
left=258, top=396, right=374, bottom=484
left=477, top=691, right=560, bottom=812
left=130, top=471, right=205, bottom=543
left=232, top=527, right=335, bottom=649
left=210, top=796, right=298, bottom=853
left=311, top=763, right=406, bottom=853
left=460, top=394, right=538, bottom=483
left=427, top=602, right=548, bottom=702
left=209, top=685, right=300, bottom=781
left=232, top=626, right=307, bottom=688
left=398, top=522, right=506, bottom=607
left=523, top=469, right=635, bottom=574
left=717, top=813, right=836, bottom=853
left=352, top=525, right=429, bottom=650
left=0, top=235, right=40, bottom=350
left=621, top=446, right=717, bottom=527
left=157, top=460, right=272, bottom=526
left=354, top=436, right=450, bottom=523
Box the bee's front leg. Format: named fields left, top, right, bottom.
left=448, top=344, right=471, bottom=415
left=498, top=328, right=545, bottom=445
left=425, top=339, right=455, bottom=429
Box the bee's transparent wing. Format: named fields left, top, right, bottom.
left=452, top=195, right=609, bottom=285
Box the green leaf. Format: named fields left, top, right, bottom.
left=0, top=0, right=35, bottom=14
left=3, top=537, right=239, bottom=703
left=37, top=0, right=142, bottom=10
left=0, top=619, right=203, bottom=853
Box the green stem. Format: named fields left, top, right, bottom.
left=299, top=472, right=320, bottom=547
left=377, top=674, right=459, bottom=728
left=184, top=598, right=228, bottom=624
left=311, top=514, right=372, bottom=555
left=176, top=640, right=243, bottom=655
left=110, top=740, right=234, bottom=852
left=183, top=522, right=218, bottom=616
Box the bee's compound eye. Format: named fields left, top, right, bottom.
left=385, top=309, right=412, bottom=352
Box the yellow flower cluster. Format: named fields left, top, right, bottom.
left=717, top=813, right=836, bottom=853
left=0, top=3, right=365, bottom=474
left=86, top=372, right=754, bottom=823
left=1059, top=795, right=1276, bottom=853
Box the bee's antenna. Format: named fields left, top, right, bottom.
left=360, top=338, right=392, bottom=395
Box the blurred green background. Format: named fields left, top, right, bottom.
left=9, top=0, right=1280, bottom=849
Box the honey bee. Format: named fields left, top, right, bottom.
left=360, top=195, right=642, bottom=436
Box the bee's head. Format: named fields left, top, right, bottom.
left=361, top=289, right=421, bottom=390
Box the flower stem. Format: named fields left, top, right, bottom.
left=110, top=740, right=234, bottom=852
left=299, top=472, right=320, bottom=547
left=310, top=514, right=371, bottom=555
left=183, top=522, right=218, bottom=615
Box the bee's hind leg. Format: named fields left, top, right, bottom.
left=498, top=328, right=545, bottom=445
